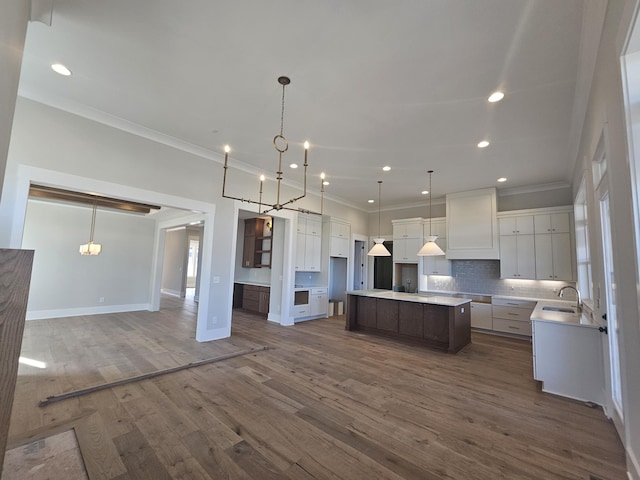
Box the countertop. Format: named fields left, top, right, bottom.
left=530, top=300, right=600, bottom=328
left=234, top=280, right=271, bottom=287
left=347, top=290, right=471, bottom=307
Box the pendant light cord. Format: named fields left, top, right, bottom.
left=90, top=200, right=97, bottom=243
left=378, top=180, right=382, bottom=236
left=428, top=170, right=434, bottom=235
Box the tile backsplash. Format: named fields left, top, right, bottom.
left=424, top=260, right=577, bottom=300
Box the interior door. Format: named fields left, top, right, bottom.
left=353, top=240, right=365, bottom=290
left=598, top=180, right=624, bottom=438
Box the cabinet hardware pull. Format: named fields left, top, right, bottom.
left=508, top=326, right=519, bottom=330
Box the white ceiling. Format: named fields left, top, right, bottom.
left=18, top=0, right=586, bottom=210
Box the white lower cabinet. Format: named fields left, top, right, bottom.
left=532, top=319, right=604, bottom=405
left=470, top=302, right=492, bottom=329
left=491, top=298, right=536, bottom=337
left=310, top=288, right=328, bottom=317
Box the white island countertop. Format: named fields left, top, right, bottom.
left=530, top=300, right=600, bottom=329
left=346, top=290, right=471, bottom=307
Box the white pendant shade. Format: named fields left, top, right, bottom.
left=368, top=238, right=391, bottom=256
left=417, top=235, right=445, bottom=256
left=79, top=241, right=102, bottom=256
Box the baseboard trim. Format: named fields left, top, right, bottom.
left=26, top=304, right=150, bottom=320
left=161, top=288, right=183, bottom=297
left=628, top=445, right=639, bottom=480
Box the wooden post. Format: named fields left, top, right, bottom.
left=0, top=249, right=34, bottom=474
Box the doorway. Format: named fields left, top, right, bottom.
left=353, top=240, right=366, bottom=290
left=374, top=241, right=393, bottom=289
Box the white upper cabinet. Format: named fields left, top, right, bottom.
left=422, top=218, right=450, bottom=275
left=329, top=220, right=350, bottom=258
left=295, top=214, right=322, bottom=271
left=534, top=213, right=571, bottom=234
left=499, top=234, right=536, bottom=279
left=392, top=218, right=423, bottom=263
left=446, top=188, right=499, bottom=259
left=499, top=215, right=534, bottom=235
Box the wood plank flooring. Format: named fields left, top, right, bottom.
left=5, top=295, right=627, bottom=479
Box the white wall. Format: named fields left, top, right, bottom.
left=22, top=200, right=155, bottom=318
left=0, top=97, right=370, bottom=338
left=0, top=0, right=29, bottom=201
left=162, top=228, right=187, bottom=296
left=574, top=1, right=640, bottom=477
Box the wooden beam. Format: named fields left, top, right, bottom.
left=0, top=249, right=34, bottom=475
left=38, top=346, right=270, bottom=407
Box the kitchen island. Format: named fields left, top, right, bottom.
left=346, top=290, right=471, bottom=353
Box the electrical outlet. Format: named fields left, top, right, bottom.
left=99, top=297, right=105, bottom=303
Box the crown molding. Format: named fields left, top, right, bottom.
left=17, top=92, right=367, bottom=213
left=497, top=181, right=571, bottom=197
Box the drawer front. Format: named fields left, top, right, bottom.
left=292, top=305, right=311, bottom=317
left=243, top=289, right=261, bottom=302
left=492, top=305, right=532, bottom=322
left=311, top=287, right=328, bottom=295
left=492, top=318, right=532, bottom=336
left=492, top=298, right=537, bottom=309
left=242, top=299, right=259, bottom=312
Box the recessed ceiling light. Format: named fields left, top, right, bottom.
left=323, top=181, right=330, bottom=186
left=497, top=177, right=507, bottom=182
left=488, top=91, right=504, bottom=103
left=421, top=190, right=429, bottom=195
left=477, top=140, right=490, bottom=148
left=382, top=166, right=391, bottom=171
left=368, top=199, right=374, bottom=203
left=51, top=63, right=71, bottom=76
left=290, top=163, right=298, bottom=169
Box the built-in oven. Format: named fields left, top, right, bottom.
left=294, top=289, right=310, bottom=306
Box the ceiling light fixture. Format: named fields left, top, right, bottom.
left=497, top=177, right=507, bottom=183
left=290, top=163, right=298, bottom=169
left=421, top=190, right=429, bottom=195
left=79, top=199, right=102, bottom=255
left=382, top=166, right=391, bottom=172
left=488, top=91, right=504, bottom=103
left=368, top=199, right=374, bottom=204
left=222, top=76, right=319, bottom=215
left=368, top=181, right=391, bottom=257
left=418, top=170, right=445, bottom=256
left=51, top=63, right=71, bottom=76
left=477, top=140, right=490, bottom=148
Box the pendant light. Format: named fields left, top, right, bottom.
left=368, top=181, right=391, bottom=256
left=417, top=170, right=445, bottom=256
left=79, top=199, right=102, bottom=255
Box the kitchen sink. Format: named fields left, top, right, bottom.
left=542, top=306, right=576, bottom=314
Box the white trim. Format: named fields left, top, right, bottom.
left=497, top=205, right=574, bottom=218
left=11, top=165, right=218, bottom=343
left=628, top=447, right=639, bottom=480
left=497, top=182, right=572, bottom=197
left=26, top=303, right=149, bottom=321
left=160, top=289, right=183, bottom=297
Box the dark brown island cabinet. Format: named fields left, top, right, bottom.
left=346, top=290, right=471, bottom=353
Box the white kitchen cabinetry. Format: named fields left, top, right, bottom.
left=422, top=218, right=450, bottom=275
left=470, top=302, right=492, bottom=330
left=446, top=188, right=499, bottom=259
left=532, top=319, right=604, bottom=405
left=392, top=218, right=423, bottom=263
left=329, top=220, right=350, bottom=258
left=534, top=212, right=574, bottom=281
left=498, top=214, right=536, bottom=279
left=499, top=215, right=534, bottom=235
left=309, top=287, right=329, bottom=317
left=491, top=297, right=536, bottom=336
left=534, top=213, right=570, bottom=234
left=295, top=214, right=322, bottom=272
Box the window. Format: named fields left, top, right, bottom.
left=574, top=177, right=593, bottom=305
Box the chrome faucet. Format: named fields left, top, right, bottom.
left=558, top=285, right=582, bottom=313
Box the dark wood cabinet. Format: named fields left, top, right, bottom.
left=346, top=293, right=471, bottom=353
left=242, top=218, right=272, bottom=268
left=240, top=284, right=270, bottom=316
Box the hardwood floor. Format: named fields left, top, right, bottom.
left=5, top=296, right=626, bottom=479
